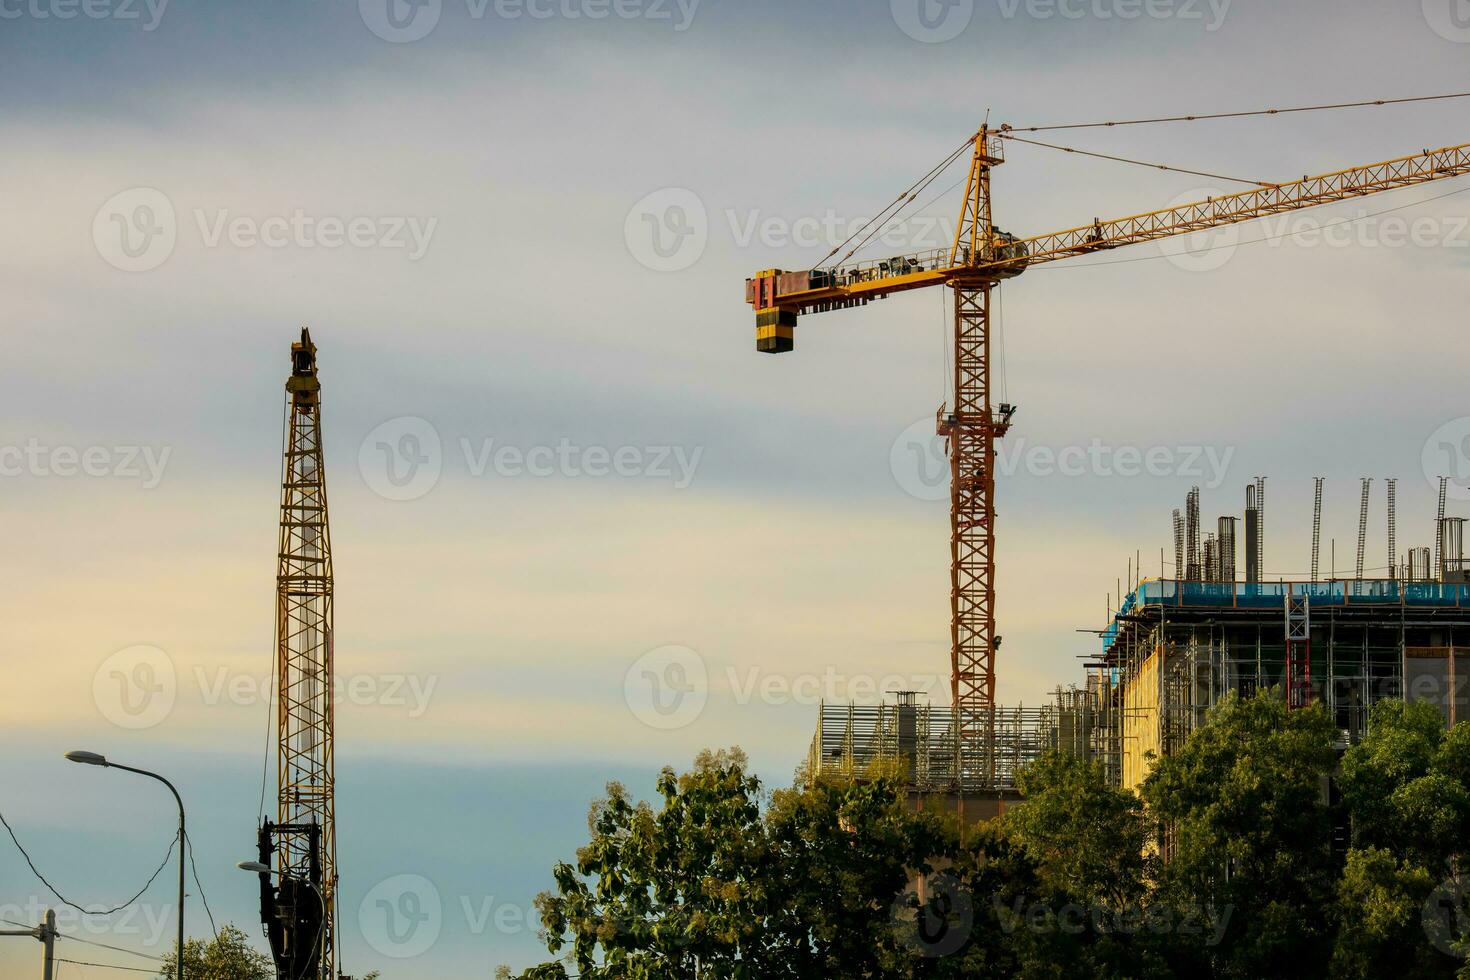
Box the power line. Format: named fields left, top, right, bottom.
left=0, top=809, right=178, bottom=918
left=999, top=133, right=1271, bottom=186
left=184, top=834, right=218, bottom=941
left=2, top=919, right=163, bottom=964
left=1004, top=91, right=1470, bottom=133
left=56, top=958, right=156, bottom=974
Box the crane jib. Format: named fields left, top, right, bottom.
left=745, top=139, right=1470, bottom=355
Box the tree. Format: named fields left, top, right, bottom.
left=529, top=747, right=771, bottom=977
left=512, top=699, right=1470, bottom=980
left=1140, top=689, right=1339, bottom=980
left=1331, top=845, right=1445, bottom=980
left=1340, top=700, right=1470, bottom=865
left=157, top=924, right=273, bottom=980
left=514, top=747, right=1165, bottom=980
left=1333, top=700, right=1470, bottom=978
left=1008, top=750, right=1151, bottom=910
left=519, top=748, right=971, bottom=979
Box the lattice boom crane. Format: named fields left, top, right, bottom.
left=254, top=328, right=341, bottom=980
left=745, top=128, right=1470, bottom=783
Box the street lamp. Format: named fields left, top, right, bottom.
left=65, top=752, right=186, bottom=980
left=235, top=862, right=327, bottom=980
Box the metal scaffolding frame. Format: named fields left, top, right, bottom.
left=807, top=689, right=1106, bottom=793
left=1099, top=579, right=1470, bottom=788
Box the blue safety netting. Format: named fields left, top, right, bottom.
left=1100, top=580, right=1470, bottom=654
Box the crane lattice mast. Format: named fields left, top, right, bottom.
left=255, top=329, right=338, bottom=980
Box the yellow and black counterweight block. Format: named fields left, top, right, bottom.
left=756, top=308, right=796, bottom=353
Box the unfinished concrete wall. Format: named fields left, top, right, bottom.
left=1405, top=647, right=1469, bottom=727
left=1122, top=643, right=1164, bottom=792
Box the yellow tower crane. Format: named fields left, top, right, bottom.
left=747, top=121, right=1470, bottom=785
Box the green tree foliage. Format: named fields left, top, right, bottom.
left=1009, top=751, right=1151, bottom=910
left=1331, top=845, right=1442, bottom=979
left=523, top=747, right=975, bottom=978
left=157, top=924, right=273, bottom=980
left=1332, top=700, right=1470, bottom=978
left=512, top=696, right=1470, bottom=980
left=994, top=752, right=1176, bottom=980
left=1141, top=690, right=1340, bottom=979
left=1341, top=700, right=1470, bottom=863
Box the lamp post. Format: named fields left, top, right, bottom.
left=66, top=752, right=185, bottom=980
left=235, top=862, right=326, bottom=980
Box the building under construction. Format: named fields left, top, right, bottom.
left=808, top=479, right=1470, bottom=803
left=1091, top=481, right=1470, bottom=790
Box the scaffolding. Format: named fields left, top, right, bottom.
left=1100, top=579, right=1470, bottom=788
left=807, top=687, right=1110, bottom=793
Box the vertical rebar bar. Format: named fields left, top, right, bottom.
left=1173, top=509, right=1185, bottom=580
left=1356, top=478, right=1372, bottom=580
left=1386, top=478, right=1397, bottom=581
left=1311, top=477, right=1324, bottom=582
left=1186, top=488, right=1201, bottom=581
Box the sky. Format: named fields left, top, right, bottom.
left=3, top=0, right=1470, bottom=974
